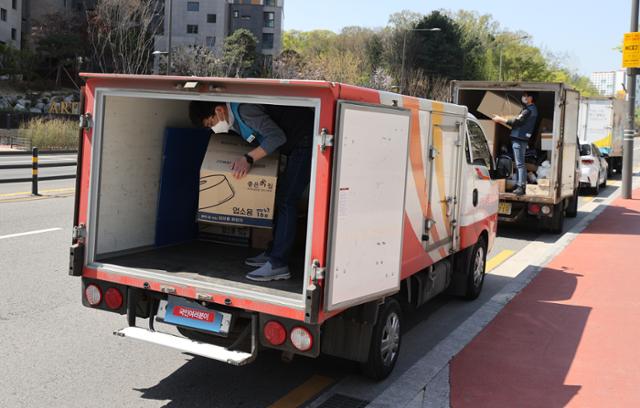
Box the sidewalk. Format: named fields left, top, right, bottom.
left=450, top=189, right=640, bottom=407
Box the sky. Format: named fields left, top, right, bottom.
left=283, top=0, right=630, bottom=76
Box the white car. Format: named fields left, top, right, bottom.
left=579, top=143, right=608, bottom=195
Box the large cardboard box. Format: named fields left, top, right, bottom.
left=477, top=91, right=523, bottom=128
left=478, top=119, right=511, bottom=156
left=198, top=134, right=278, bottom=228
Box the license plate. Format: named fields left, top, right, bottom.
left=498, top=202, right=512, bottom=215
left=158, top=296, right=232, bottom=335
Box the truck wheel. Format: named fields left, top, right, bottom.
left=360, top=298, right=402, bottom=380
left=566, top=191, right=578, bottom=218
left=464, top=235, right=487, bottom=300
left=548, top=203, right=565, bottom=234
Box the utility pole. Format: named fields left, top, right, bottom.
left=167, top=0, right=173, bottom=75
left=623, top=0, right=639, bottom=199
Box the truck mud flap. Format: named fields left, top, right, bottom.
left=114, top=316, right=257, bottom=366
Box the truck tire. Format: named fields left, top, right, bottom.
left=548, top=203, right=565, bottom=234
left=463, top=235, right=487, bottom=300
left=360, top=298, right=402, bottom=380
left=566, top=191, right=579, bottom=218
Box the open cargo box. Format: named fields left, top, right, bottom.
left=453, top=82, right=579, bottom=204
left=86, top=93, right=320, bottom=310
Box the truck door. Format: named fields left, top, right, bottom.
left=561, top=89, right=580, bottom=197
left=324, top=102, right=411, bottom=312
left=425, top=112, right=464, bottom=257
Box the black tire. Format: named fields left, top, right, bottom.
left=566, top=190, right=578, bottom=218
left=592, top=173, right=600, bottom=196
left=548, top=203, right=565, bottom=234
left=600, top=173, right=607, bottom=188
left=464, top=235, right=488, bottom=300
left=360, top=299, right=402, bottom=380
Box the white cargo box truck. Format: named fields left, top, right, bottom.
left=452, top=81, right=581, bottom=233
left=578, top=97, right=626, bottom=175
left=70, top=74, right=503, bottom=380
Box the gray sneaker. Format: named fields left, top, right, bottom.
left=246, top=262, right=291, bottom=282
left=245, top=252, right=270, bottom=267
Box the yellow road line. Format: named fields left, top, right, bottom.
left=268, top=375, right=334, bottom=408
left=486, top=250, right=515, bottom=273
left=582, top=196, right=594, bottom=204
left=0, top=187, right=75, bottom=198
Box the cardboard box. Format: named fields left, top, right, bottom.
left=198, top=134, right=278, bottom=228
left=199, top=223, right=250, bottom=247
left=477, top=91, right=523, bottom=127
left=478, top=119, right=511, bottom=156
left=540, top=133, right=554, bottom=151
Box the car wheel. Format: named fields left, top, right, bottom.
left=592, top=173, right=600, bottom=195
left=464, top=235, right=487, bottom=300
left=360, top=298, right=402, bottom=381
left=600, top=171, right=607, bottom=188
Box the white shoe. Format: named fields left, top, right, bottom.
left=246, top=262, right=291, bottom=282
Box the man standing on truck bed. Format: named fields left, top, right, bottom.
left=189, top=101, right=314, bottom=282
left=492, top=92, right=538, bottom=196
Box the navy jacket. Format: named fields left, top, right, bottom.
left=508, top=104, right=538, bottom=141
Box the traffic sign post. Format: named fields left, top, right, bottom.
left=622, top=0, right=639, bottom=199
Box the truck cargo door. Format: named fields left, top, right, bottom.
left=561, top=90, right=580, bottom=197
left=324, top=102, right=411, bottom=312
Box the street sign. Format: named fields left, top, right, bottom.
left=623, top=32, right=640, bottom=68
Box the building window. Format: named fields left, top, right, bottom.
left=187, top=1, right=199, bottom=11
left=265, top=0, right=276, bottom=6
left=206, top=36, right=216, bottom=48
left=233, top=10, right=239, bottom=18
left=1, top=9, right=6, bottom=21
left=262, top=33, right=274, bottom=49
left=11, top=28, right=16, bottom=40
left=12, top=0, right=16, bottom=10
left=207, top=14, right=216, bottom=23
left=264, top=12, right=274, bottom=28
left=187, top=24, right=198, bottom=34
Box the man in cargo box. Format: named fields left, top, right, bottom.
left=492, top=91, right=538, bottom=195
left=189, top=101, right=314, bottom=282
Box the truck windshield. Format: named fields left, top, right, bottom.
left=579, top=144, right=592, bottom=156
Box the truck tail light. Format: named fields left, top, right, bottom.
left=528, top=203, right=541, bottom=215
left=264, top=321, right=286, bottom=346
left=85, top=284, right=102, bottom=306
left=104, top=287, right=123, bottom=310
left=290, top=327, right=313, bottom=352
left=582, top=159, right=594, bottom=165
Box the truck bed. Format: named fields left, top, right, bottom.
left=98, top=240, right=304, bottom=295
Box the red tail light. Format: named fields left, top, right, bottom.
left=264, top=321, right=286, bottom=346
left=582, top=159, right=594, bottom=165
left=85, top=284, right=102, bottom=306
left=104, top=287, right=123, bottom=310
left=528, top=204, right=541, bottom=215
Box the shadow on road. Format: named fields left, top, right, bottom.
left=450, top=267, right=589, bottom=408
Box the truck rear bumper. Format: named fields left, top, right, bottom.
left=114, top=324, right=257, bottom=366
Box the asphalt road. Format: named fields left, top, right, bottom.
left=0, top=150, right=638, bottom=408
left=0, top=153, right=77, bottom=188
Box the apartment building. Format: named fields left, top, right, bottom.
left=0, top=0, right=21, bottom=48
left=155, top=0, right=283, bottom=56
left=590, top=70, right=626, bottom=97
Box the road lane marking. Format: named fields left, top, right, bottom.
left=486, top=250, right=515, bottom=273
left=268, top=375, right=334, bottom=408
left=0, top=187, right=75, bottom=198
left=0, top=227, right=62, bottom=240
left=581, top=196, right=594, bottom=204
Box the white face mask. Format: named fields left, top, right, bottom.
left=521, top=96, right=529, bottom=104
left=211, top=120, right=231, bottom=134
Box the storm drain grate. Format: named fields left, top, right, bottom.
left=317, top=394, right=370, bottom=408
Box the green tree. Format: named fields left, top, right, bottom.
left=223, top=29, right=258, bottom=77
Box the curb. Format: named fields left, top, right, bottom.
left=367, top=175, right=640, bottom=408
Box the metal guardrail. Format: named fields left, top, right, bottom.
left=0, top=148, right=77, bottom=195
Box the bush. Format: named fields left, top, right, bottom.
left=18, top=117, right=77, bottom=150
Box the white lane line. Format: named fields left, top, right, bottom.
left=0, top=228, right=62, bottom=240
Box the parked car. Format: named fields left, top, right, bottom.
left=579, top=143, right=608, bottom=194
